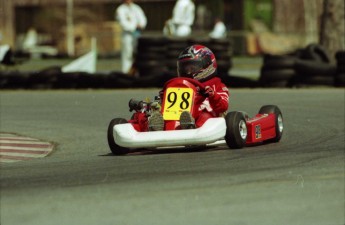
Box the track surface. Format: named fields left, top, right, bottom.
left=1, top=89, right=344, bottom=225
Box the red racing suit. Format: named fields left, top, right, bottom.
left=194, top=77, right=229, bottom=127
left=130, top=77, right=229, bottom=131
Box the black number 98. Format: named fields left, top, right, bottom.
left=167, top=91, right=190, bottom=109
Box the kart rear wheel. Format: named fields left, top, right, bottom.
left=259, top=105, right=283, bottom=142
left=107, top=118, right=130, bottom=155
left=225, top=111, right=248, bottom=149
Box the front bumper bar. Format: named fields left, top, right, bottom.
left=113, top=118, right=226, bottom=148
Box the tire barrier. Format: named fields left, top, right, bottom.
left=208, top=38, right=233, bottom=76
left=299, top=43, right=331, bottom=63
left=0, top=71, right=30, bottom=89
left=335, top=50, right=345, bottom=87
left=293, top=58, right=337, bottom=87
left=0, top=67, right=260, bottom=89
left=0, top=35, right=237, bottom=89
left=259, top=44, right=340, bottom=87
left=136, top=35, right=233, bottom=78
left=136, top=36, right=168, bottom=77
left=260, top=54, right=296, bottom=87
left=220, top=75, right=258, bottom=88
left=1, top=43, right=342, bottom=89
left=0, top=67, right=178, bottom=89
left=166, top=37, right=189, bottom=72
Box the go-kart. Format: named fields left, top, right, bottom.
left=107, top=77, right=283, bottom=155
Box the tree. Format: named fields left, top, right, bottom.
left=273, top=0, right=344, bottom=60
left=320, top=0, right=345, bottom=61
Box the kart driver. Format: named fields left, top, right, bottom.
left=148, top=44, right=229, bottom=130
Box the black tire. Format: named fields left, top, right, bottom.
left=335, top=73, right=345, bottom=87
left=136, top=60, right=162, bottom=68
left=137, top=69, right=167, bottom=79
left=137, top=45, right=166, bottom=54
left=134, top=73, right=167, bottom=87
left=167, top=38, right=189, bottom=50
left=0, top=71, right=30, bottom=89
left=220, top=75, right=259, bottom=88
left=217, top=59, right=232, bottom=74
left=136, top=52, right=163, bottom=61
left=53, top=72, right=80, bottom=89
left=107, top=118, right=130, bottom=155
left=213, top=51, right=232, bottom=61
left=28, top=73, right=57, bottom=89
left=337, top=63, right=345, bottom=73
left=335, top=50, right=345, bottom=61
left=295, top=59, right=337, bottom=77
left=106, top=72, right=134, bottom=88
left=78, top=73, right=108, bottom=89
left=336, top=58, right=345, bottom=66
left=225, top=111, right=247, bottom=149
left=138, top=36, right=168, bottom=46
left=260, top=68, right=296, bottom=81
left=301, top=44, right=331, bottom=63
left=263, top=54, right=292, bottom=61
left=260, top=79, right=290, bottom=88
left=292, top=75, right=335, bottom=86
left=188, top=37, right=211, bottom=46
left=258, top=105, right=283, bottom=142
left=263, top=56, right=296, bottom=70
left=27, top=66, right=61, bottom=89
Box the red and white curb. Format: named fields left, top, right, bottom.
left=0, top=133, right=54, bottom=163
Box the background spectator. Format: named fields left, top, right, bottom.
left=209, top=17, right=227, bottom=39
left=116, top=0, right=147, bottom=73
left=170, top=0, right=195, bottom=37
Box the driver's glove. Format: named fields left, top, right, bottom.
left=200, top=86, right=214, bottom=97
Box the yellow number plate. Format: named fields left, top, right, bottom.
left=163, top=87, right=194, bottom=120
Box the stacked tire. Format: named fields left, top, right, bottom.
left=293, top=44, right=337, bottom=87
left=136, top=36, right=168, bottom=78
left=208, top=38, right=233, bottom=76
left=135, top=36, right=233, bottom=86
left=165, top=37, right=189, bottom=75
left=259, top=44, right=338, bottom=87
left=0, top=71, right=30, bottom=89
left=260, top=54, right=296, bottom=87
left=28, top=66, right=60, bottom=89
left=335, top=50, right=345, bottom=87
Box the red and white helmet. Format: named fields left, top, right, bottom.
left=177, top=45, right=217, bottom=82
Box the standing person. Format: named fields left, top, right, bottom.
left=209, top=17, right=227, bottom=39
left=116, top=0, right=147, bottom=73
left=171, top=0, right=195, bottom=37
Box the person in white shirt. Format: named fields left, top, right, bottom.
left=171, top=0, right=195, bottom=37
left=116, top=0, right=147, bottom=73
left=209, top=18, right=227, bottom=39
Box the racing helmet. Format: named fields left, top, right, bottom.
left=177, top=45, right=217, bottom=82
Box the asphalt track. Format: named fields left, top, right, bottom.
left=0, top=88, right=344, bottom=225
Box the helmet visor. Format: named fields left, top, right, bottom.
left=177, top=60, right=203, bottom=78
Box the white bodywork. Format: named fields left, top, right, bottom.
left=113, top=118, right=226, bottom=148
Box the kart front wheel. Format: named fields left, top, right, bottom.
left=225, top=111, right=248, bottom=149
left=259, top=105, right=283, bottom=142
left=107, top=118, right=130, bottom=155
